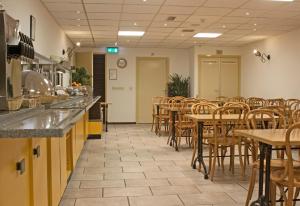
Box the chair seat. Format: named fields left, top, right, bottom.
left=175, top=121, right=195, bottom=129
left=207, top=136, right=238, bottom=146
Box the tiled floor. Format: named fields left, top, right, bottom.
left=60, top=124, right=255, bottom=206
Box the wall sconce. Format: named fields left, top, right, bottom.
left=253, top=49, right=271, bottom=63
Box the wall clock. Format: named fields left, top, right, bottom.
left=117, top=58, right=127, bottom=69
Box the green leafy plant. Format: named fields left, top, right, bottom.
left=167, top=73, right=190, bottom=97
left=72, top=67, right=91, bottom=85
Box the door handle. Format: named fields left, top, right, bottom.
left=33, top=145, right=41, bottom=158
left=16, top=159, right=26, bottom=175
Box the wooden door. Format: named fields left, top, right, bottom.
left=31, top=138, right=48, bottom=206
left=136, top=57, right=168, bottom=123
left=199, top=58, right=220, bottom=100
left=0, top=139, right=31, bottom=206
left=220, top=58, right=239, bottom=97
left=198, top=56, right=240, bottom=99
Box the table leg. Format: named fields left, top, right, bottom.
left=250, top=143, right=272, bottom=206
left=192, top=122, right=208, bottom=179
left=170, top=110, right=178, bottom=151
left=105, top=104, right=108, bottom=132
left=155, top=105, right=160, bottom=135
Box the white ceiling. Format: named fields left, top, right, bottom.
left=41, top=0, right=300, bottom=48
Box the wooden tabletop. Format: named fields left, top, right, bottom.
left=185, top=114, right=242, bottom=121
left=235, top=129, right=300, bottom=146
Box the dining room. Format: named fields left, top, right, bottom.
left=1, top=0, right=300, bottom=206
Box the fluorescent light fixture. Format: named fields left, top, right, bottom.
left=118, top=31, right=145, bottom=36
left=193, top=33, right=222, bottom=38
left=269, top=0, right=294, bottom=1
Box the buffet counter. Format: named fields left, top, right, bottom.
left=0, top=96, right=100, bottom=206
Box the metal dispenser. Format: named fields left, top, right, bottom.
left=0, top=10, right=35, bottom=110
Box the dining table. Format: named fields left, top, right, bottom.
left=235, top=129, right=300, bottom=206
left=185, top=113, right=244, bottom=179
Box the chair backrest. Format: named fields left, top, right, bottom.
left=247, top=97, right=266, bottom=109
left=191, top=102, right=218, bottom=115
left=266, top=98, right=285, bottom=107
left=212, top=106, right=244, bottom=140
left=245, top=109, right=277, bottom=130
left=227, top=96, right=246, bottom=103
left=292, top=109, right=300, bottom=124
left=224, top=102, right=250, bottom=115
left=283, top=123, right=300, bottom=186
left=285, top=99, right=299, bottom=107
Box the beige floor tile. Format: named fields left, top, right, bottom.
left=103, top=187, right=151, bottom=197
left=125, top=179, right=170, bottom=187
left=168, top=177, right=197, bottom=186
left=144, top=171, right=185, bottom=179
left=80, top=180, right=125, bottom=188
left=123, top=166, right=160, bottom=172
left=129, top=195, right=184, bottom=206
left=59, top=198, right=75, bottom=206
left=151, top=185, right=201, bottom=195
left=84, top=167, right=122, bottom=174
left=104, top=172, right=145, bottom=180
left=67, top=181, right=81, bottom=189
left=105, top=161, right=140, bottom=167
left=75, top=197, right=129, bottom=206
left=63, top=188, right=102, bottom=199
left=179, top=192, right=237, bottom=205
left=71, top=174, right=103, bottom=181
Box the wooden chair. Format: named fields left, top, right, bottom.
left=244, top=109, right=287, bottom=206
left=287, top=101, right=300, bottom=125
left=190, top=102, right=218, bottom=167
left=247, top=97, right=266, bottom=110
left=208, top=106, right=245, bottom=181
left=267, top=98, right=285, bottom=107
left=270, top=123, right=300, bottom=206
left=175, top=102, right=195, bottom=150
left=227, top=96, right=246, bottom=103
left=157, top=97, right=171, bottom=136
left=151, top=96, right=164, bottom=132
left=292, top=109, right=300, bottom=124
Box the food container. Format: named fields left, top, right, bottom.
left=7, top=97, right=23, bottom=111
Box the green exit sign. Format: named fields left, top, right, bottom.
left=106, top=47, right=119, bottom=54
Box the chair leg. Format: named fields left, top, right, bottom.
left=151, top=115, right=155, bottom=131
left=230, top=145, right=235, bottom=174
left=191, top=139, right=197, bottom=167
left=210, top=145, right=217, bottom=181
left=293, top=188, right=300, bottom=206
left=270, top=181, right=277, bottom=206
left=208, top=144, right=212, bottom=173
left=238, top=139, right=245, bottom=177
left=245, top=166, right=257, bottom=206
left=287, top=186, right=294, bottom=206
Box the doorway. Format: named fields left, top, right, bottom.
left=136, top=57, right=169, bottom=123
left=198, top=56, right=240, bottom=99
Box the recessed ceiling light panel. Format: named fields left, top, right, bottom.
left=193, top=33, right=222, bottom=38
left=118, top=31, right=145, bottom=36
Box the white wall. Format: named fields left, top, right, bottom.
left=77, top=47, right=190, bottom=122
left=241, top=28, right=300, bottom=99
left=192, top=45, right=242, bottom=97
left=2, top=0, right=73, bottom=58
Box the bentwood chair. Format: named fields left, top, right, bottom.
left=151, top=96, right=164, bottom=132
left=247, top=97, right=266, bottom=110
left=267, top=98, right=286, bottom=107
left=208, top=106, right=245, bottom=181
left=292, top=109, right=300, bottom=123
left=228, top=96, right=246, bottom=103
left=270, top=123, right=300, bottom=206
left=157, top=97, right=171, bottom=136
left=175, top=102, right=195, bottom=150
left=244, top=109, right=287, bottom=206
left=190, top=102, right=218, bottom=167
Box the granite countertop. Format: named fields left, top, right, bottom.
left=0, top=96, right=101, bottom=138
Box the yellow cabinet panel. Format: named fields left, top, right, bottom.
left=75, top=117, right=85, bottom=158
left=47, top=138, right=61, bottom=206
left=0, top=139, right=31, bottom=206
left=31, top=138, right=48, bottom=206
left=60, top=135, right=68, bottom=196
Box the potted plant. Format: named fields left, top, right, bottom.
left=167, top=73, right=190, bottom=97
left=72, top=67, right=91, bottom=86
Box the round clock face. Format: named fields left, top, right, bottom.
left=117, top=58, right=127, bottom=69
